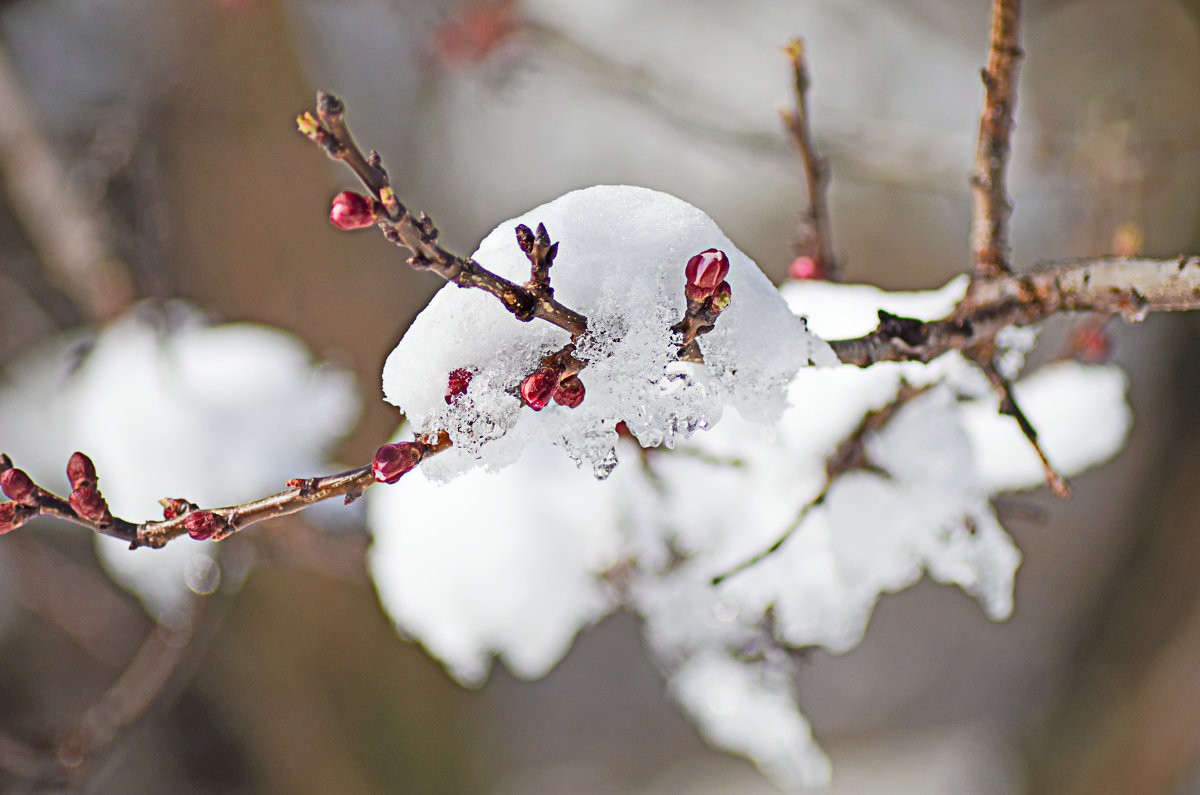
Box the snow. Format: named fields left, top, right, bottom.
left=0, top=303, right=359, bottom=624
left=365, top=186, right=1134, bottom=790
left=382, top=185, right=834, bottom=481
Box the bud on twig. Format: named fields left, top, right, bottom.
left=788, top=255, right=829, bottom=281
left=445, top=368, right=474, bottom=404
left=710, top=281, right=733, bottom=313
left=329, top=191, right=379, bottom=230
left=521, top=366, right=560, bottom=411
left=184, top=510, right=225, bottom=541
left=685, top=249, right=730, bottom=298
left=160, top=498, right=195, bottom=520
left=0, top=468, right=37, bottom=506
left=552, top=375, right=585, bottom=408
left=67, top=452, right=97, bottom=489
left=69, top=487, right=110, bottom=524
left=372, top=442, right=423, bottom=484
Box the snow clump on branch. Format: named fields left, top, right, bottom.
left=368, top=185, right=1133, bottom=790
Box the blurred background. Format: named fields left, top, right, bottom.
left=0, top=0, right=1199, bottom=791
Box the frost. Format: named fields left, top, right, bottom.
left=0, top=303, right=358, bottom=624
left=381, top=185, right=833, bottom=481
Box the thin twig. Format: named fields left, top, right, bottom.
left=0, top=433, right=452, bottom=549
left=781, top=39, right=836, bottom=280
left=969, top=0, right=1023, bottom=279
left=300, top=92, right=588, bottom=336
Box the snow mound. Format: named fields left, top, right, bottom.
left=382, top=185, right=834, bottom=481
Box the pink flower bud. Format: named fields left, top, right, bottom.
left=788, top=255, right=828, bottom=281
left=709, top=281, right=732, bottom=313
left=69, top=487, right=110, bottom=523
left=329, top=191, right=379, bottom=230
left=0, top=502, right=17, bottom=534
left=520, top=366, right=560, bottom=411
left=372, top=442, right=423, bottom=484
left=445, top=368, right=474, bottom=404
left=160, top=498, right=192, bottom=520
left=67, top=452, right=97, bottom=489
left=685, top=249, right=730, bottom=293
left=1, top=468, right=37, bottom=506
left=184, top=511, right=225, bottom=541
left=552, top=375, right=585, bottom=408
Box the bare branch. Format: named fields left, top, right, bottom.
left=300, top=92, right=588, bottom=336
left=970, top=0, right=1023, bottom=279
left=829, top=257, right=1200, bottom=367
left=781, top=39, right=836, bottom=281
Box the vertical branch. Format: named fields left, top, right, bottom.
left=970, top=0, right=1023, bottom=279
left=781, top=39, right=836, bottom=281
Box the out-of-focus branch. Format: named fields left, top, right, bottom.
left=299, top=92, right=589, bottom=337
left=0, top=41, right=133, bottom=322
left=969, top=0, right=1022, bottom=279
left=713, top=383, right=929, bottom=585
left=829, top=257, right=1200, bottom=367
left=781, top=39, right=836, bottom=281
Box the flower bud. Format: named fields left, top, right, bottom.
left=372, top=442, right=423, bottom=484
left=685, top=249, right=730, bottom=294
left=0, top=502, right=17, bottom=534
left=709, top=281, right=732, bottom=313
left=329, top=191, right=379, bottom=230
left=160, top=498, right=192, bottom=520
left=67, top=452, right=97, bottom=489
left=184, top=511, right=225, bottom=541
left=552, top=375, right=585, bottom=408
left=520, top=366, right=560, bottom=411
left=1, top=467, right=37, bottom=506
left=69, top=487, right=110, bottom=523
left=445, top=368, right=473, bottom=404
left=788, top=255, right=829, bottom=281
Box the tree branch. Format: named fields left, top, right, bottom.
left=828, top=257, right=1200, bottom=367
left=0, top=432, right=452, bottom=549
left=299, top=92, right=589, bottom=336
left=970, top=0, right=1022, bottom=279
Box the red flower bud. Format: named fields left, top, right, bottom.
left=372, top=442, right=423, bottom=484
left=184, top=510, right=225, bottom=541
left=0, top=502, right=17, bottom=534
left=329, top=191, right=379, bottom=230
left=685, top=249, right=730, bottom=294
left=1, top=467, right=37, bottom=506
left=552, top=375, right=585, bottom=408
left=69, top=487, right=110, bottom=523
left=709, top=281, right=732, bottom=313
left=520, top=366, right=560, bottom=411
left=160, top=498, right=192, bottom=520
left=67, top=452, right=97, bottom=489
left=445, top=368, right=474, bottom=404
left=788, top=255, right=829, bottom=281
left=684, top=281, right=711, bottom=303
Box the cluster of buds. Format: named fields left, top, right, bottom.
left=519, top=343, right=588, bottom=411
left=0, top=457, right=39, bottom=534
left=520, top=366, right=584, bottom=410
left=65, top=452, right=112, bottom=526
left=329, top=191, right=380, bottom=230
left=684, top=249, right=733, bottom=313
